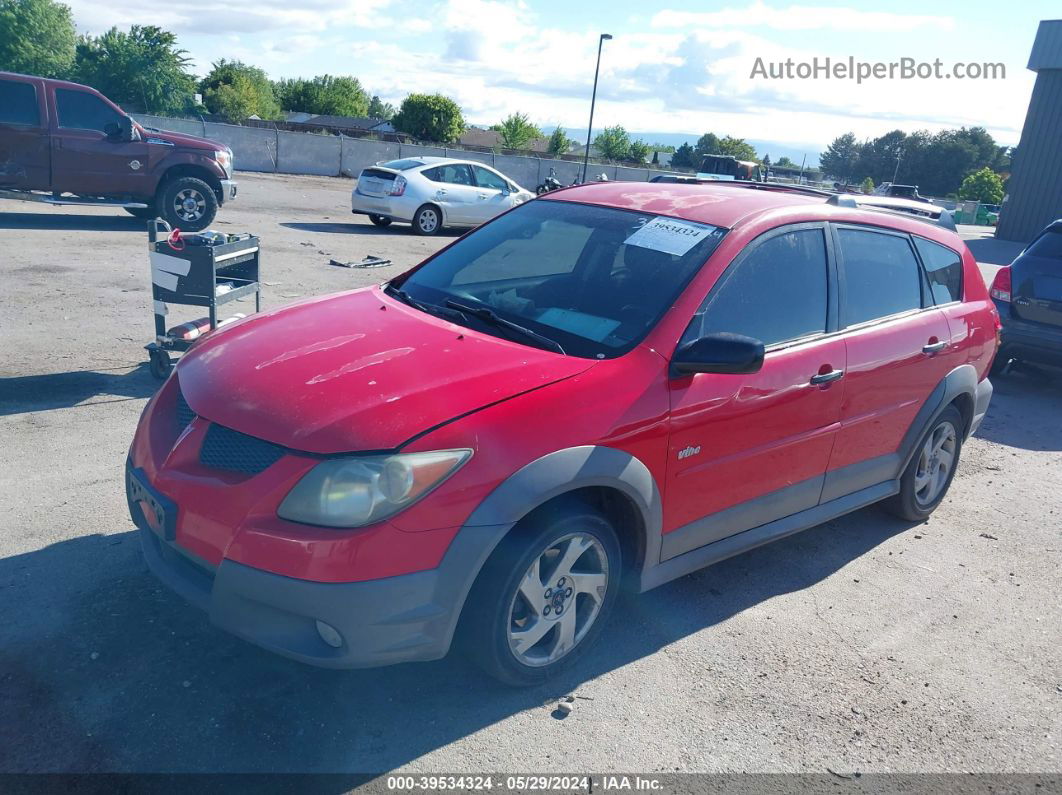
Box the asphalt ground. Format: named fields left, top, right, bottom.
left=1, top=172, right=1059, bottom=776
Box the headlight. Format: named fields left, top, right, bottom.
left=277, top=449, right=472, bottom=528
left=214, top=149, right=232, bottom=176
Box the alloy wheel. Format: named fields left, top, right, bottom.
left=174, top=188, right=206, bottom=223
left=507, top=532, right=609, bottom=667
left=914, top=421, right=957, bottom=505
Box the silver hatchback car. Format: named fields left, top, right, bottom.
left=351, top=157, right=535, bottom=235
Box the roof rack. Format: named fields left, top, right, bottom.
left=826, top=193, right=957, bottom=232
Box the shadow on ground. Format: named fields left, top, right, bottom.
left=964, top=236, right=1025, bottom=266
left=0, top=212, right=147, bottom=232
left=0, top=506, right=915, bottom=774
left=974, top=362, right=1061, bottom=450
left=0, top=366, right=158, bottom=417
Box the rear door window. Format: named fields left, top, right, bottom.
left=422, top=164, right=474, bottom=185
left=684, top=227, right=829, bottom=347
left=913, top=237, right=963, bottom=304
left=838, top=227, right=923, bottom=325
left=55, top=89, right=121, bottom=132
left=0, top=80, right=40, bottom=126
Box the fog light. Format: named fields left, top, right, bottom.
left=315, top=619, right=343, bottom=649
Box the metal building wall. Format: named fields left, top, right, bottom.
left=997, top=20, right=1062, bottom=242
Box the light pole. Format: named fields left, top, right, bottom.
left=892, top=150, right=902, bottom=184
left=582, top=33, right=612, bottom=183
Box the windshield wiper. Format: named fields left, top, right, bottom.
left=386, top=284, right=466, bottom=322
left=444, top=299, right=565, bottom=355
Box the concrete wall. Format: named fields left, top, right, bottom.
left=137, top=114, right=679, bottom=190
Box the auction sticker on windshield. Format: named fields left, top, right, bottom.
left=625, top=216, right=718, bottom=257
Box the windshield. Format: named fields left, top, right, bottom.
left=393, top=200, right=726, bottom=358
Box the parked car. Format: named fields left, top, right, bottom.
left=0, top=72, right=236, bottom=230
left=351, top=157, right=534, bottom=235
left=989, top=218, right=1062, bottom=371
left=874, top=182, right=933, bottom=203
left=128, top=181, right=996, bottom=685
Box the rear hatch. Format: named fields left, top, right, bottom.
left=1012, top=225, right=1062, bottom=329
left=356, top=167, right=401, bottom=198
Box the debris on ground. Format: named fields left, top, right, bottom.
left=330, top=256, right=392, bottom=269
left=980, top=533, right=999, bottom=540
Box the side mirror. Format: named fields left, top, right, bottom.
left=672, top=332, right=765, bottom=375
left=103, top=121, right=122, bottom=139
left=104, top=115, right=136, bottom=141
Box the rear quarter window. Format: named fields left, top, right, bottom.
left=1026, top=230, right=1062, bottom=260
left=913, top=237, right=963, bottom=304
left=0, top=80, right=40, bottom=126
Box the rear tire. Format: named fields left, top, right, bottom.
left=412, top=204, right=441, bottom=236
left=368, top=214, right=392, bottom=227
left=459, top=503, right=621, bottom=687
left=158, top=176, right=218, bottom=232
left=885, top=406, right=963, bottom=522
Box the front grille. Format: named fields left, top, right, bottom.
left=175, top=386, right=195, bottom=433
left=199, top=423, right=286, bottom=475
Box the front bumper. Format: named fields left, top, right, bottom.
left=128, top=461, right=508, bottom=669
left=219, top=179, right=238, bottom=204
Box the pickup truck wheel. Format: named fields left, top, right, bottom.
left=368, top=214, right=392, bottom=227
left=124, top=207, right=157, bottom=219
left=159, top=176, right=218, bottom=232
left=459, top=504, right=621, bottom=686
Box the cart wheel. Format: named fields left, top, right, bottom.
left=149, top=349, right=172, bottom=380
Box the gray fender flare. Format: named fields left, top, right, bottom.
left=435, top=445, right=663, bottom=647
left=898, top=363, right=982, bottom=471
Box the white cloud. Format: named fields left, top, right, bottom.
left=652, top=1, right=955, bottom=33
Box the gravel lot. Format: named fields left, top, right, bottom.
left=1, top=172, right=1059, bottom=775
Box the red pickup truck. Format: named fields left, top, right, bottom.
left=0, top=72, right=236, bottom=230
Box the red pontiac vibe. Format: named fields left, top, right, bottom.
left=127, top=182, right=997, bottom=685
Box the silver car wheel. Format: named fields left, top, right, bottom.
left=174, top=188, right=206, bottom=223
left=914, top=421, right=957, bottom=505
left=417, top=207, right=439, bottom=233
left=507, top=532, right=609, bottom=668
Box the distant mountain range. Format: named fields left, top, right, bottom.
left=628, top=131, right=822, bottom=168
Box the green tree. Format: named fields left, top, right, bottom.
left=367, top=95, right=394, bottom=120
left=627, top=138, right=651, bottom=163
left=593, top=125, right=632, bottom=160
left=861, top=176, right=874, bottom=194
left=958, top=167, right=1004, bottom=204
left=693, top=132, right=721, bottom=162
left=775, top=156, right=796, bottom=168
left=0, top=0, right=75, bottom=78
left=670, top=142, right=696, bottom=169
left=73, top=26, right=194, bottom=114
left=392, top=93, right=464, bottom=143
left=275, top=75, right=368, bottom=117
left=717, top=135, right=758, bottom=162
left=494, top=112, right=542, bottom=149
left=200, top=60, right=280, bottom=121
left=819, top=132, right=862, bottom=184
left=547, top=126, right=573, bottom=156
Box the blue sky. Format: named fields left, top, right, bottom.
left=64, top=0, right=1057, bottom=158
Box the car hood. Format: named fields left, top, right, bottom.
left=177, top=287, right=595, bottom=453
left=136, top=124, right=220, bottom=152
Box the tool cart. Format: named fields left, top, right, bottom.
left=145, top=220, right=262, bottom=378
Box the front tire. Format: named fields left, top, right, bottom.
left=460, top=504, right=621, bottom=686
left=368, top=214, right=392, bottom=227
left=885, top=406, right=963, bottom=521
left=158, top=176, right=218, bottom=232
left=412, top=204, right=441, bottom=236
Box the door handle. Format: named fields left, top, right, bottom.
left=477, top=193, right=489, bottom=200
left=810, top=369, right=844, bottom=385
left=922, top=340, right=947, bottom=354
